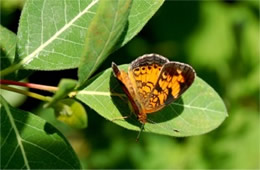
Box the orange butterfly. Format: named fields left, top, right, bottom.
left=112, top=53, right=195, bottom=127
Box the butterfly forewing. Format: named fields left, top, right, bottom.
left=128, top=54, right=169, bottom=106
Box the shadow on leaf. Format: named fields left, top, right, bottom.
left=147, top=97, right=184, bottom=124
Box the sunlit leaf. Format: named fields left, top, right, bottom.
left=78, top=0, right=132, bottom=85
left=0, top=25, right=16, bottom=63
left=76, top=65, right=228, bottom=137
left=119, top=0, right=164, bottom=47
left=16, top=0, right=164, bottom=72
left=17, top=0, right=99, bottom=70
left=78, top=0, right=165, bottom=85
left=0, top=96, right=80, bottom=169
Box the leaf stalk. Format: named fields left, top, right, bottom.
left=0, top=84, right=52, bottom=102
left=0, top=79, right=58, bottom=92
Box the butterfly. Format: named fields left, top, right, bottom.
left=112, top=53, right=195, bottom=128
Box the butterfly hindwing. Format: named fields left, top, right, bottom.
left=144, top=62, right=195, bottom=113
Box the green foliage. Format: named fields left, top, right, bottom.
left=78, top=0, right=132, bottom=85
left=0, top=25, right=16, bottom=65
left=0, top=25, right=30, bottom=80
left=45, top=79, right=77, bottom=108
left=53, top=99, right=88, bottom=129
left=43, top=79, right=87, bottom=129
left=0, top=96, right=80, bottom=169
left=1, top=0, right=258, bottom=169
left=1, top=0, right=171, bottom=169
left=16, top=0, right=99, bottom=70
left=121, top=0, right=164, bottom=46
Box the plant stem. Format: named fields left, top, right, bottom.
left=0, top=63, right=23, bottom=77
left=0, top=79, right=58, bottom=92
left=0, top=85, right=52, bottom=102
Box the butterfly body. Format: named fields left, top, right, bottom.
left=112, top=54, right=195, bottom=124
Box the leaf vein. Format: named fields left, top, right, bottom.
left=20, top=0, right=99, bottom=66
left=22, top=139, right=74, bottom=168
left=1, top=97, right=30, bottom=169
left=56, top=37, right=85, bottom=46
left=172, top=103, right=225, bottom=114
left=170, top=105, right=194, bottom=127
left=4, top=144, right=19, bottom=169
left=0, top=128, right=13, bottom=149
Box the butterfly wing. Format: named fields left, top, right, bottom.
left=143, top=61, right=195, bottom=113
left=128, top=54, right=169, bottom=108
left=112, top=62, right=142, bottom=115
left=113, top=54, right=195, bottom=124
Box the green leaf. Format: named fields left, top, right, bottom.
left=0, top=25, right=16, bottom=63
left=76, top=65, right=228, bottom=137
left=16, top=0, right=99, bottom=70
left=120, top=0, right=164, bottom=47
left=0, top=96, right=81, bottom=169
left=0, top=25, right=30, bottom=80
left=53, top=99, right=88, bottom=129
left=78, top=0, right=132, bottom=85
left=43, top=79, right=87, bottom=129
left=45, top=78, right=77, bottom=108
left=78, top=0, right=164, bottom=85
left=0, top=25, right=16, bottom=78
left=14, top=0, right=163, bottom=72
left=15, top=0, right=163, bottom=72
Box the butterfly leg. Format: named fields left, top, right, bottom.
left=111, top=109, right=134, bottom=122
left=111, top=115, right=130, bottom=122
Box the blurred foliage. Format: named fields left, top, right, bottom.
left=1, top=0, right=259, bottom=169
left=0, top=0, right=25, bottom=33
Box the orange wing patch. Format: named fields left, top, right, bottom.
left=144, top=62, right=195, bottom=114
left=130, top=64, right=162, bottom=99
left=112, top=54, right=195, bottom=124
left=128, top=54, right=169, bottom=103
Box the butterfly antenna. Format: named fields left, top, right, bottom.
left=136, top=123, right=145, bottom=142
